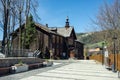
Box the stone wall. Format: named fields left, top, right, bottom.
left=0, top=57, right=44, bottom=68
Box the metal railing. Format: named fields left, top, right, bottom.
left=7, top=49, right=33, bottom=57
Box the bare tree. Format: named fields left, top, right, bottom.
left=0, top=0, right=11, bottom=56
left=10, top=0, right=17, bottom=55
left=15, top=0, right=25, bottom=56
left=23, top=0, right=31, bottom=49
left=0, top=0, right=40, bottom=56
left=23, top=0, right=40, bottom=49
left=94, top=0, right=120, bottom=52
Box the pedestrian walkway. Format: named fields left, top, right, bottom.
left=20, top=60, right=119, bottom=80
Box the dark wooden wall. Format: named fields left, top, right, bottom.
left=75, top=41, right=84, bottom=59
left=11, top=25, right=84, bottom=59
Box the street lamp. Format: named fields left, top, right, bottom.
left=102, top=42, right=104, bottom=65
left=112, top=34, right=117, bottom=72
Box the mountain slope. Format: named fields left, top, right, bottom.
left=76, top=31, right=104, bottom=48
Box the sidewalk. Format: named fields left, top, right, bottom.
left=20, top=60, right=119, bottom=80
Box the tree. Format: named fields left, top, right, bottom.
left=0, top=0, right=11, bottom=56
left=0, top=0, right=40, bottom=56
left=23, top=14, right=36, bottom=49
left=93, top=0, right=120, bottom=52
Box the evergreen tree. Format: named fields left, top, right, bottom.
left=23, top=14, right=36, bottom=49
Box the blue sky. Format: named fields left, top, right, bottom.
left=38, top=0, right=113, bottom=32
left=0, top=0, right=114, bottom=40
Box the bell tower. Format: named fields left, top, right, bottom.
left=65, top=16, right=70, bottom=28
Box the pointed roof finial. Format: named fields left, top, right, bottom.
left=65, top=16, right=70, bottom=28
left=67, top=16, right=69, bottom=20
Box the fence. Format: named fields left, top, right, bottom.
left=90, top=54, right=102, bottom=63
left=8, top=49, right=33, bottom=57
left=90, top=53, right=120, bottom=71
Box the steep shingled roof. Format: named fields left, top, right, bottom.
left=35, top=23, right=52, bottom=33
left=57, top=27, right=73, bottom=37
left=11, top=22, right=64, bottom=37
left=49, top=27, right=76, bottom=38
left=49, top=17, right=77, bottom=38
left=35, top=23, right=63, bottom=36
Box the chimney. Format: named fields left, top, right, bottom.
left=46, top=24, right=48, bottom=27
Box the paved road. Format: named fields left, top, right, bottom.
left=0, top=60, right=119, bottom=80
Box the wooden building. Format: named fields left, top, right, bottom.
left=49, top=17, right=84, bottom=59
left=75, top=40, right=84, bottom=59
left=11, top=17, right=84, bottom=59
left=12, top=23, right=51, bottom=57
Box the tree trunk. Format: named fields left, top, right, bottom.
left=2, top=0, right=10, bottom=57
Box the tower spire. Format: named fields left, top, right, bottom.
left=65, top=16, right=70, bottom=28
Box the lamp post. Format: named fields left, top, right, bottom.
left=113, top=34, right=117, bottom=72
left=102, top=42, right=104, bottom=65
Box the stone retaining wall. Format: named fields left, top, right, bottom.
left=0, top=57, right=44, bottom=68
